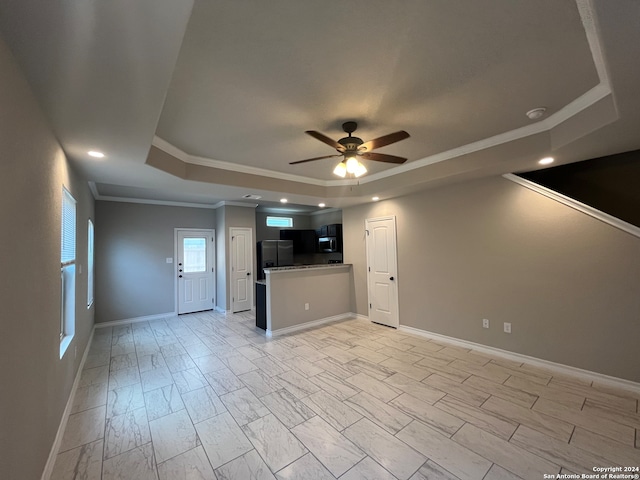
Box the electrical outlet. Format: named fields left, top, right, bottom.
left=304, top=303, right=309, bottom=311
left=482, top=319, right=489, bottom=329
left=504, top=322, right=512, bottom=334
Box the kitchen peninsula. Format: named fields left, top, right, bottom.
left=257, top=263, right=353, bottom=336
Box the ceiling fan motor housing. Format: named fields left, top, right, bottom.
left=338, top=136, right=364, bottom=152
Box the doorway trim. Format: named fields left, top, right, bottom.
left=174, top=228, right=216, bottom=315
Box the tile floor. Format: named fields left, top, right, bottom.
left=51, top=311, right=640, bottom=479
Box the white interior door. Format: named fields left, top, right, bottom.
left=230, top=227, right=253, bottom=313
left=177, top=229, right=215, bottom=314
left=365, top=216, right=399, bottom=328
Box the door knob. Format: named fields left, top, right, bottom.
left=390, top=276, right=394, bottom=281
left=247, top=272, right=251, bottom=276
left=179, top=269, right=183, bottom=272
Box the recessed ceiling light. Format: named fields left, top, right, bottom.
left=87, top=150, right=105, bottom=158
left=539, top=157, right=554, bottom=165
left=318, top=203, right=326, bottom=208
left=280, top=198, right=288, bottom=203
left=372, top=196, right=380, bottom=201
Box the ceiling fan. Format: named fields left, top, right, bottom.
left=290, top=121, right=410, bottom=178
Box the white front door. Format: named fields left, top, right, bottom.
left=365, top=216, right=399, bottom=328
left=230, top=227, right=253, bottom=313
left=177, top=229, right=215, bottom=314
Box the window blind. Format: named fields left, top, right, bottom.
left=61, top=188, right=76, bottom=264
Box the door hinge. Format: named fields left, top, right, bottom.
left=212, top=267, right=214, bottom=272
left=369, top=303, right=372, bottom=309
left=368, top=267, right=370, bottom=272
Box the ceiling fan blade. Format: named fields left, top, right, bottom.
left=289, top=154, right=342, bottom=165
left=360, top=151, right=407, bottom=164
left=361, top=131, right=410, bottom=151
left=305, top=131, right=345, bottom=151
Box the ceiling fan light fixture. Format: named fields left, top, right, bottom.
left=354, top=162, right=367, bottom=177
left=345, top=156, right=360, bottom=174
left=333, top=161, right=347, bottom=177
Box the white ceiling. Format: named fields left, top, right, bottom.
left=1, top=0, right=639, bottom=212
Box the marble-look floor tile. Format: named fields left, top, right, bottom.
left=378, top=357, right=431, bottom=381
left=582, top=398, right=640, bottom=430
left=290, top=345, right=328, bottom=363
left=345, top=392, right=412, bottom=434
left=102, top=443, right=158, bottom=480
left=79, top=365, right=109, bottom=387
left=172, top=367, right=208, bottom=394
left=144, top=383, right=185, bottom=421
left=375, top=346, right=422, bottom=365
left=160, top=342, right=188, bottom=358
left=448, top=359, right=510, bottom=383
left=418, top=361, right=472, bottom=383
left=434, top=395, right=518, bottom=440
left=422, top=374, right=489, bottom=406
left=314, top=357, right=361, bottom=379
left=239, top=369, right=283, bottom=397
left=481, top=396, right=574, bottom=442
left=390, top=393, right=465, bottom=436
left=345, top=372, right=401, bottom=403
left=290, top=415, right=364, bottom=477
left=196, top=412, right=253, bottom=469
left=532, top=396, right=635, bottom=445
left=320, top=345, right=358, bottom=364
left=109, top=366, right=141, bottom=390
left=236, top=344, right=268, bottom=361
left=157, top=445, right=215, bottom=480
left=51, top=439, right=103, bottom=480
left=344, top=418, right=425, bottom=480
left=107, top=383, right=146, bottom=419
left=111, top=342, right=136, bottom=357
left=204, top=367, right=245, bottom=395
left=308, top=371, right=358, bottom=401
left=192, top=354, right=226, bottom=374
left=282, top=356, right=324, bottom=378
left=347, top=345, right=391, bottom=364
left=243, top=414, right=308, bottom=473
left=220, top=387, right=270, bottom=426
left=260, top=389, right=316, bottom=428
left=140, top=367, right=173, bottom=393
left=345, top=358, right=398, bottom=381
left=503, top=375, right=585, bottom=409
left=110, top=352, right=138, bottom=372
left=453, top=424, right=561, bottom=478
left=462, top=375, right=538, bottom=408
left=85, top=350, right=111, bottom=370
left=383, top=373, right=445, bottom=404
left=277, top=370, right=322, bottom=399
left=184, top=342, right=213, bottom=359
left=215, top=449, right=275, bottom=480
left=165, top=353, right=197, bottom=373
left=60, top=405, right=106, bottom=453
left=510, top=425, right=612, bottom=475
left=219, top=352, right=259, bottom=375
left=396, top=420, right=491, bottom=480
left=148, top=409, right=199, bottom=464
left=341, top=456, right=396, bottom=480
left=275, top=452, right=334, bottom=480
left=181, top=386, right=226, bottom=424
left=569, top=427, right=640, bottom=466
left=409, top=460, right=461, bottom=480
left=254, top=355, right=292, bottom=377
left=104, top=407, right=151, bottom=459
left=301, top=390, right=363, bottom=431
left=482, top=464, right=522, bottom=480
left=72, top=382, right=108, bottom=414
left=138, top=353, right=167, bottom=373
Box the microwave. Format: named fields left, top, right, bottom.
left=318, top=236, right=339, bottom=253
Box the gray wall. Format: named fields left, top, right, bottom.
left=343, top=176, right=640, bottom=382
left=216, top=206, right=227, bottom=310
left=0, top=37, right=94, bottom=479
left=95, top=201, right=215, bottom=322
left=310, top=209, right=342, bottom=229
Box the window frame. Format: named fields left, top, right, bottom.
left=60, top=187, right=76, bottom=357
left=266, top=216, right=293, bottom=228
left=87, top=218, right=94, bottom=308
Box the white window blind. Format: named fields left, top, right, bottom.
left=87, top=219, right=94, bottom=307
left=266, top=216, right=293, bottom=228
left=61, top=188, right=76, bottom=264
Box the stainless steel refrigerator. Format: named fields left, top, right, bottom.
left=256, top=240, right=294, bottom=279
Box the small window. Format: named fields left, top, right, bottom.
left=60, top=187, right=76, bottom=358
left=87, top=219, right=94, bottom=308
left=266, top=216, right=293, bottom=228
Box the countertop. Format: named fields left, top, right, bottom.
left=264, top=263, right=351, bottom=273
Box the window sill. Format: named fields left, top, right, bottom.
left=60, top=334, right=74, bottom=359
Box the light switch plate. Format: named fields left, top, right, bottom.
left=166, top=258, right=173, bottom=264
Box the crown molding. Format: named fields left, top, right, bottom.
left=151, top=1, right=612, bottom=189
left=212, top=201, right=258, bottom=209
left=90, top=183, right=218, bottom=209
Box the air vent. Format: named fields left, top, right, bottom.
left=242, top=194, right=262, bottom=200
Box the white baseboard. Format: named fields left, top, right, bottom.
left=94, top=312, right=176, bottom=328
left=267, top=313, right=356, bottom=338
left=399, top=324, right=640, bottom=394
left=41, top=328, right=95, bottom=480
